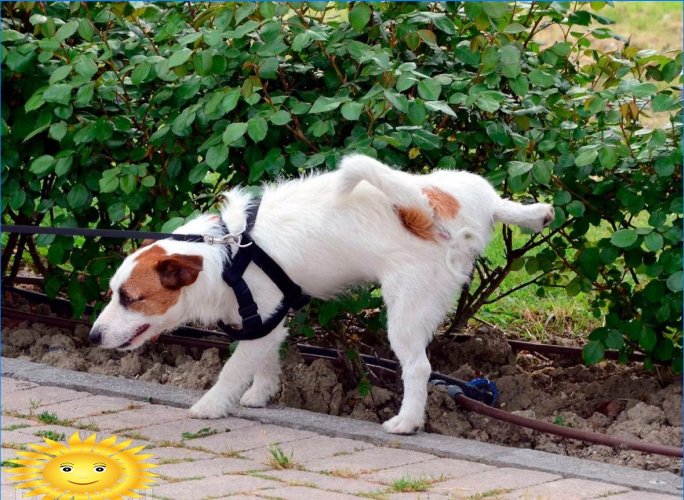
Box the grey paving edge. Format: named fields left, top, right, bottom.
left=2, top=356, right=681, bottom=495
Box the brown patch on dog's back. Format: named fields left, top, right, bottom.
left=423, top=187, right=460, bottom=219
left=121, top=246, right=203, bottom=316
left=395, top=206, right=436, bottom=241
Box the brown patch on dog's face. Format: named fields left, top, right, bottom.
left=395, top=206, right=436, bottom=241
left=423, top=187, right=460, bottom=219
left=119, top=246, right=203, bottom=316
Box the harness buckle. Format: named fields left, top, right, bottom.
left=203, top=233, right=253, bottom=248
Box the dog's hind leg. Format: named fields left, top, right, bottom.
left=189, top=324, right=287, bottom=418
left=380, top=271, right=459, bottom=434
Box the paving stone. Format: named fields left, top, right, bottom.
left=188, top=424, right=317, bottom=454
left=360, top=457, right=495, bottom=484
left=1, top=447, right=21, bottom=463
left=2, top=484, right=28, bottom=499
left=504, top=478, right=631, bottom=499
left=17, top=424, right=84, bottom=443
left=249, top=485, right=361, bottom=499
left=1, top=386, right=88, bottom=413
left=263, top=469, right=386, bottom=495
left=148, top=446, right=216, bottom=462
left=155, top=456, right=268, bottom=480
left=604, top=491, right=682, bottom=500
left=1, top=379, right=37, bottom=394
left=1, top=430, right=45, bottom=446
left=243, top=435, right=375, bottom=464
left=1, top=416, right=38, bottom=430
left=36, top=395, right=139, bottom=420
left=73, top=404, right=188, bottom=431
left=304, top=446, right=437, bottom=475
left=127, top=417, right=259, bottom=444
left=432, top=467, right=560, bottom=497
left=386, top=493, right=452, bottom=500
left=148, top=474, right=281, bottom=499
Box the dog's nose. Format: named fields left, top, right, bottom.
left=89, top=327, right=103, bottom=345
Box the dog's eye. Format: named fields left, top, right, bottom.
left=120, top=290, right=143, bottom=307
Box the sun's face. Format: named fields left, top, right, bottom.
left=42, top=452, right=122, bottom=493
left=5, top=432, right=157, bottom=500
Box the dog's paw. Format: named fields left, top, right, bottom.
left=529, top=203, right=555, bottom=232
left=189, top=395, right=231, bottom=419
left=239, top=385, right=274, bottom=408
left=382, top=415, right=423, bottom=435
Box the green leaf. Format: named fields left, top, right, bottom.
left=503, top=23, right=526, bottom=34
left=604, top=329, right=624, bottom=350
left=131, top=62, right=151, bottom=85
left=598, top=146, right=618, bottom=168
left=9, top=190, right=26, bottom=211
left=425, top=100, right=456, bottom=117
left=639, top=328, right=657, bottom=352
left=341, top=102, right=363, bottom=121
left=574, top=149, right=598, bottom=167
left=507, top=161, right=533, bottom=177
left=67, top=184, right=89, bottom=209
left=29, top=155, right=55, bottom=176
left=508, top=75, right=529, bottom=96
left=644, top=232, right=664, bottom=252
left=583, top=340, right=605, bottom=365
left=434, top=16, right=457, bottom=35
left=632, top=82, right=657, bottom=98
left=566, top=200, right=585, bottom=217
left=168, top=48, right=192, bottom=68
left=610, top=229, right=638, bottom=248
left=666, top=271, right=682, bottom=292
left=310, top=96, right=343, bottom=114
left=222, top=122, right=248, bottom=144
left=349, top=2, right=372, bottom=32
left=417, top=78, right=442, bottom=100
left=532, top=160, right=552, bottom=185
left=247, top=117, right=268, bottom=143
left=49, top=64, right=72, bottom=85
left=499, top=45, right=521, bottom=79
left=49, top=121, right=68, bottom=142
left=206, top=144, right=228, bottom=169
left=74, top=58, right=98, bottom=78
left=483, top=2, right=507, bottom=19
left=78, top=18, right=94, bottom=41
left=43, top=84, right=72, bottom=106
left=55, top=20, right=79, bottom=41
left=270, top=110, right=291, bottom=126
left=54, top=156, right=73, bottom=177
left=529, top=69, right=555, bottom=87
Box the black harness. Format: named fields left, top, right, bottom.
left=213, top=199, right=310, bottom=341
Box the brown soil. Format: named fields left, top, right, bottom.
left=2, top=304, right=681, bottom=474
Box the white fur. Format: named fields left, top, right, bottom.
left=92, top=155, right=553, bottom=434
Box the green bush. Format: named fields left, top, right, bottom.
left=2, top=2, right=681, bottom=370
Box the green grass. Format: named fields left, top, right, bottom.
left=607, top=2, right=682, bottom=51
left=471, top=226, right=600, bottom=342
left=36, top=411, right=61, bottom=425
left=181, top=427, right=218, bottom=440
left=35, top=430, right=66, bottom=441
left=267, top=445, right=298, bottom=469
left=388, top=475, right=432, bottom=493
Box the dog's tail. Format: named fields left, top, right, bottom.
left=336, top=154, right=426, bottom=208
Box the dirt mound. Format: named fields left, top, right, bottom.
left=2, top=319, right=681, bottom=474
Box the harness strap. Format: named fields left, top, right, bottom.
left=217, top=199, right=310, bottom=341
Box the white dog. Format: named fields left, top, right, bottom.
left=90, top=155, right=553, bottom=434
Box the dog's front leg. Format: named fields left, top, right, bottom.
left=189, top=324, right=287, bottom=418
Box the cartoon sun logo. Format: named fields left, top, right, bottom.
left=5, top=432, right=157, bottom=499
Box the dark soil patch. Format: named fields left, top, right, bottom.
left=2, top=294, right=681, bottom=474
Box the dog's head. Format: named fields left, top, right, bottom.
left=89, top=243, right=203, bottom=350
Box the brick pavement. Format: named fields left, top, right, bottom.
left=2, top=377, right=680, bottom=500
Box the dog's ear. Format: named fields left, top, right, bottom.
left=154, top=254, right=204, bottom=290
